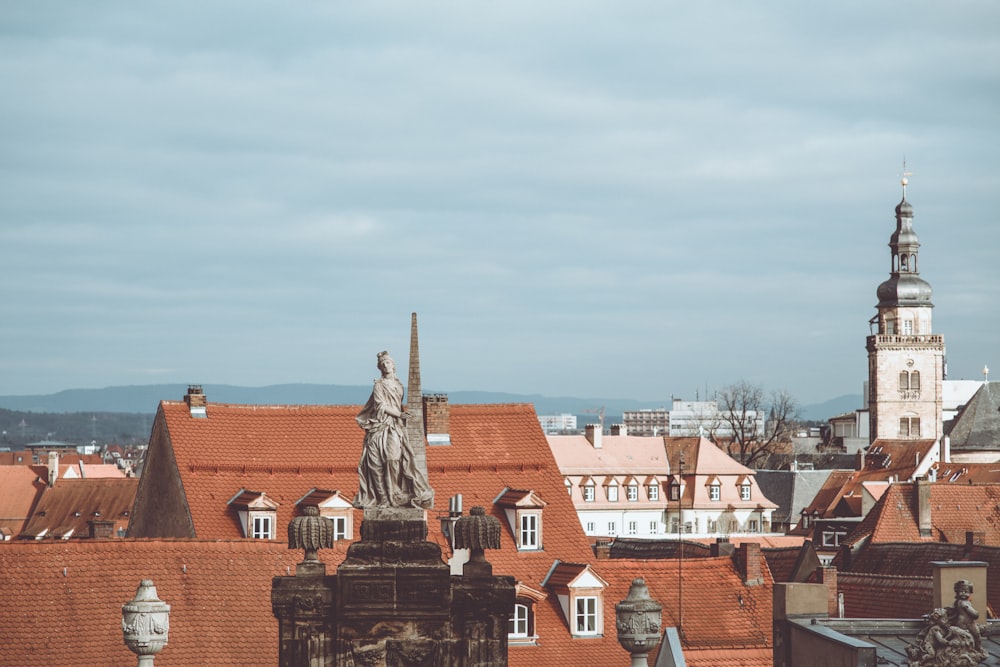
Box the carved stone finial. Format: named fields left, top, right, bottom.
left=122, top=579, right=170, bottom=667
left=616, top=578, right=663, bottom=667
left=288, top=505, right=334, bottom=565
left=453, top=506, right=501, bottom=551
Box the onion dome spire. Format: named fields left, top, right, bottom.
left=876, top=171, right=933, bottom=308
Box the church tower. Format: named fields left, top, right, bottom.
left=866, top=176, right=946, bottom=443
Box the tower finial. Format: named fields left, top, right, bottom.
left=900, top=158, right=912, bottom=198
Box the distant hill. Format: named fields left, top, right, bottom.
left=0, top=383, right=861, bottom=437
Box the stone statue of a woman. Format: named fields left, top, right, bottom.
left=352, top=351, right=433, bottom=509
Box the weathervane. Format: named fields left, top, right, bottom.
left=901, top=158, right=913, bottom=198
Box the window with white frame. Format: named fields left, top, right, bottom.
left=748, top=519, right=759, bottom=532
left=626, top=484, right=639, bottom=502
left=574, top=596, right=599, bottom=635
left=251, top=514, right=273, bottom=540
left=583, top=483, right=595, bottom=502
left=608, top=521, right=617, bottom=536
left=647, top=483, right=659, bottom=501
left=708, top=519, right=718, bottom=533
left=649, top=521, right=659, bottom=534
left=519, top=512, right=539, bottom=550
left=509, top=603, right=530, bottom=638
left=709, top=482, right=721, bottom=501
left=669, top=480, right=681, bottom=501
left=585, top=521, right=595, bottom=534
left=740, top=483, right=751, bottom=501
left=606, top=483, right=619, bottom=502
left=822, top=529, right=848, bottom=547
left=627, top=521, right=637, bottom=535
left=331, top=516, right=348, bottom=540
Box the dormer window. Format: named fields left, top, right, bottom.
left=564, top=478, right=572, bottom=496
left=582, top=478, right=595, bottom=502
left=646, top=479, right=660, bottom=501
left=736, top=477, right=752, bottom=501
left=708, top=479, right=721, bottom=502
left=669, top=477, right=682, bottom=501
left=508, top=583, right=546, bottom=645
left=228, top=489, right=279, bottom=540
left=605, top=479, right=619, bottom=502
left=543, top=562, right=609, bottom=639
left=625, top=479, right=639, bottom=502
left=495, top=488, right=547, bottom=552
left=296, top=488, right=354, bottom=541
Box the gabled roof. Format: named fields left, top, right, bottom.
left=0, top=465, right=46, bottom=536
left=21, top=478, right=138, bottom=539
left=494, top=488, right=547, bottom=508
left=754, top=469, right=834, bottom=526
left=665, top=436, right=755, bottom=476
left=547, top=433, right=670, bottom=475
left=845, top=482, right=1000, bottom=546
left=947, top=381, right=1000, bottom=450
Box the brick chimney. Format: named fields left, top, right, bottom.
left=815, top=566, right=839, bottom=617
left=585, top=424, right=602, bottom=449
left=915, top=477, right=932, bottom=538
left=738, top=542, right=763, bottom=586
left=594, top=539, right=612, bottom=560
left=424, top=394, right=451, bottom=445
left=88, top=519, right=115, bottom=539
left=184, top=385, right=207, bottom=418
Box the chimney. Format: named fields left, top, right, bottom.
left=585, top=424, right=602, bottom=449
left=966, top=530, right=985, bottom=547
left=424, top=394, right=451, bottom=445
left=88, top=519, right=114, bottom=539
left=815, top=566, right=839, bottom=617
left=610, top=424, right=628, bottom=436
left=47, top=451, right=58, bottom=488
left=738, top=542, right=762, bottom=586
left=915, top=477, right=932, bottom=538
left=440, top=494, right=463, bottom=549
left=594, top=539, right=612, bottom=560
left=710, top=537, right=735, bottom=557
left=184, top=385, right=207, bottom=418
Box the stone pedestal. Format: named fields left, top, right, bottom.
left=273, top=508, right=514, bottom=667
left=271, top=563, right=336, bottom=667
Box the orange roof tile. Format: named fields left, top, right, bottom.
left=21, top=477, right=138, bottom=539
left=0, top=465, right=46, bottom=535
left=120, top=398, right=774, bottom=665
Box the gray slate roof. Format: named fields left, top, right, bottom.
left=947, top=381, right=1000, bottom=451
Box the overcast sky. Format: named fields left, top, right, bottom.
left=1, top=2, right=997, bottom=405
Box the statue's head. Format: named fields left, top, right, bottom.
left=954, top=579, right=973, bottom=598
left=377, top=350, right=395, bottom=374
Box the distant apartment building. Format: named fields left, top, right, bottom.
left=669, top=398, right=763, bottom=439
left=621, top=408, right=668, bottom=436
left=537, top=413, right=577, bottom=433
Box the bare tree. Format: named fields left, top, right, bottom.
left=717, top=381, right=799, bottom=468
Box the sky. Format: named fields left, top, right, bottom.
left=1, top=2, right=997, bottom=406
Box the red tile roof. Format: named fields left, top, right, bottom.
left=0, top=465, right=46, bottom=536
left=21, top=477, right=138, bottom=539
left=838, top=572, right=932, bottom=618
left=847, top=482, right=1000, bottom=546
left=0, top=539, right=344, bottom=667
left=121, top=398, right=773, bottom=665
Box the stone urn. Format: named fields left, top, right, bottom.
left=616, top=578, right=663, bottom=667
left=122, top=579, right=170, bottom=666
